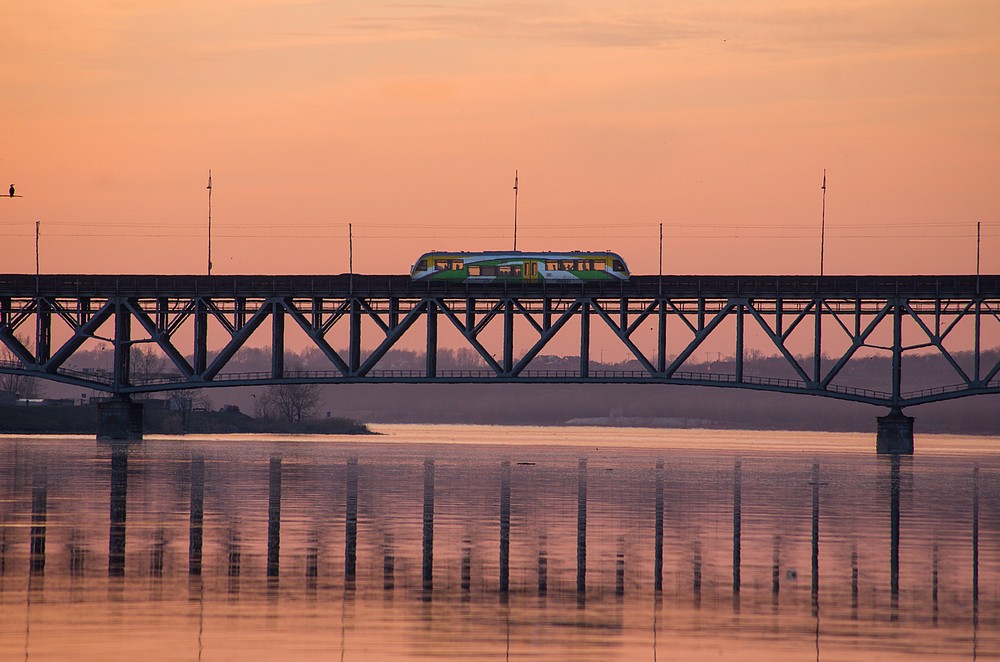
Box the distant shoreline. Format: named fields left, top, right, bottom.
left=0, top=404, right=373, bottom=436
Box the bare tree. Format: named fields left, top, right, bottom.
left=0, top=335, right=44, bottom=399
left=255, top=381, right=323, bottom=422
left=128, top=344, right=167, bottom=402
left=168, top=390, right=214, bottom=412
left=130, top=344, right=166, bottom=389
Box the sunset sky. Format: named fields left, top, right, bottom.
left=2, top=0, right=998, bottom=276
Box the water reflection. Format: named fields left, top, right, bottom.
left=29, top=469, right=46, bottom=578
left=108, top=445, right=127, bottom=578
left=0, top=432, right=997, bottom=660
left=973, top=464, right=980, bottom=660
left=267, top=455, right=281, bottom=579
left=732, top=459, right=741, bottom=610
left=811, top=462, right=820, bottom=618
left=346, top=457, right=358, bottom=589
left=577, top=457, right=587, bottom=597
left=422, top=458, right=434, bottom=596
left=654, top=459, right=663, bottom=594
left=189, top=457, right=204, bottom=577
left=500, top=460, right=511, bottom=596
left=888, top=455, right=901, bottom=618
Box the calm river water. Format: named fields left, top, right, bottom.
left=0, top=425, right=996, bottom=661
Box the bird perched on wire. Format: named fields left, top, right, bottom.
left=7, top=184, right=13, bottom=197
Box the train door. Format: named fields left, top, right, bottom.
left=524, top=259, right=539, bottom=282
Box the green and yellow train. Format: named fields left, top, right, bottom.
left=410, top=251, right=629, bottom=282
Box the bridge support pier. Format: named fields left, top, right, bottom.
left=876, top=408, right=913, bottom=455
left=97, top=397, right=144, bottom=441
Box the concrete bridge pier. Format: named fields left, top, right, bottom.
left=97, top=397, right=144, bottom=441
left=876, top=408, right=913, bottom=455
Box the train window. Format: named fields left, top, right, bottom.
left=498, top=265, right=522, bottom=276
left=613, top=260, right=625, bottom=272
left=468, top=266, right=481, bottom=276
left=561, top=260, right=574, bottom=270
left=417, top=260, right=427, bottom=271
left=594, top=261, right=606, bottom=270
left=481, top=266, right=498, bottom=277
left=580, top=260, right=591, bottom=270
left=453, top=260, right=464, bottom=270
left=435, top=260, right=449, bottom=270
left=546, top=261, right=558, bottom=271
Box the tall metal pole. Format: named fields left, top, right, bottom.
left=820, top=169, right=827, bottom=276
left=35, top=220, right=40, bottom=292
left=207, top=170, right=213, bottom=275
left=349, top=222, right=354, bottom=294
left=513, top=170, right=519, bottom=251
left=976, top=221, right=981, bottom=294
left=658, top=222, right=663, bottom=295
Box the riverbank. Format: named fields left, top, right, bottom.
left=0, top=404, right=373, bottom=435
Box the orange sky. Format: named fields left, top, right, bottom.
left=2, top=0, right=998, bottom=276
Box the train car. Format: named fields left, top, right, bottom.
left=410, top=251, right=629, bottom=282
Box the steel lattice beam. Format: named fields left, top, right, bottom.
left=0, top=274, right=998, bottom=409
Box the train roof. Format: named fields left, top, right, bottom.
left=415, top=250, right=626, bottom=258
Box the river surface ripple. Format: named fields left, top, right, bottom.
left=0, top=425, right=997, bottom=661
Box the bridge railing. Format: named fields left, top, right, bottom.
left=3, top=359, right=994, bottom=405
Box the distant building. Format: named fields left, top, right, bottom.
left=17, top=397, right=75, bottom=407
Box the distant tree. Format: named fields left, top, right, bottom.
left=272, top=382, right=323, bottom=422
left=168, top=390, right=213, bottom=412
left=0, top=334, right=44, bottom=399
left=254, top=375, right=323, bottom=423
left=129, top=344, right=168, bottom=401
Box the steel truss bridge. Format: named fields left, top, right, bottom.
left=1, top=274, right=999, bottom=410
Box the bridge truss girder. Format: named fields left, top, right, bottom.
left=2, top=288, right=999, bottom=409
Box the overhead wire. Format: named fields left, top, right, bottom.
left=1, top=218, right=997, bottom=241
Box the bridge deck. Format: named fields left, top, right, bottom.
left=2, top=273, right=997, bottom=298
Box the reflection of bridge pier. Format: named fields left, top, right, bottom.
left=383, top=534, right=394, bottom=591
left=461, top=538, right=471, bottom=594
left=346, top=458, right=358, bottom=590
left=227, top=529, right=241, bottom=595
left=654, top=460, right=663, bottom=594
left=772, top=535, right=781, bottom=607
left=693, top=540, right=702, bottom=608
left=422, top=459, right=434, bottom=595
left=732, top=459, right=741, bottom=610
left=577, top=459, right=587, bottom=597
left=811, top=463, right=820, bottom=617
left=109, top=445, right=128, bottom=577
left=537, top=534, right=548, bottom=596
left=189, top=457, right=204, bottom=576
left=852, top=544, right=859, bottom=618
left=267, top=456, right=281, bottom=579
left=500, top=461, right=510, bottom=595
left=888, top=455, right=901, bottom=618
left=972, top=465, right=979, bottom=652
left=30, top=469, right=47, bottom=578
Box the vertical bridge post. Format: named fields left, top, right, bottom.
left=98, top=300, right=143, bottom=441
left=877, top=296, right=914, bottom=454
